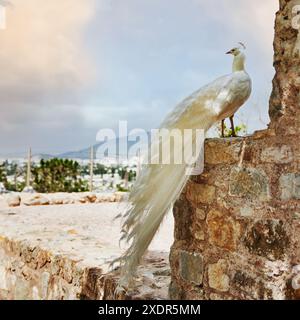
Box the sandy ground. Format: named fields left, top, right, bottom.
left=0, top=197, right=174, bottom=271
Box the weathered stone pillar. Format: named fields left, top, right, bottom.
left=169, top=0, right=300, bottom=300
left=269, top=0, right=300, bottom=133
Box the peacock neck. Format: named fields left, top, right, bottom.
left=232, top=53, right=246, bottom=72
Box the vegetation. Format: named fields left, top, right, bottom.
left=117, top=167, right=136, bottom=182
left=0, top=163, right=8, bottom=186
left=1, top=158, right=136, bottom=193
left=6, top=181, right=26, bottom=192
left=217, top=122, right=247, bottom=138
left=93, top=164, right=108, bottom=177
left=81, top=163, right=136, bottom=181
left=32, top=158, right=88, bottom=193
left=116, top=184, right=130, bottom=192
left=2, top=160, right=18, bottom=176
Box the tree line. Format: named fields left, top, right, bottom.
left=0, top=158, right=136, bottom=193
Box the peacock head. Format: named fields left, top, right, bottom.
left=226, top=42, right=246, bottom=56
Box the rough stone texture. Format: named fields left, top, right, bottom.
left=207, top=208, right=241, bottom=251
left=186, top=182, right=216, bottom=205
left=1, top=192, right=127, bottom=208
left=244, top=220, right=290, bottom=261
left=280, top=173, right=300, bottom=200
left=170, top=131, right=300, bottom=300
left=261, top=145, right=294, bottom=164
left=269, top=0, right=300, bottom=134
left=208, top=260, right=230, bottom=292
left=7, top=195, right=21, bottom=207
left=24, top=195, right=50, bottom=206
left=0, top=203, right=172, bottom=300
left=179, top=251, right=203, bottom=285
left=170, top=0, right=300, bottom=300
left=229, top=167, right=270, bottom=201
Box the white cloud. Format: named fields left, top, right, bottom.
left=195, top=0, right=278, bottom=56
left=0, top=0, right=95, bottom=107
left=0, top=0, right=96, bottom=152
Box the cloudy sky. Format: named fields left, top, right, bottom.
left=0, top=0, right=278, bottom=155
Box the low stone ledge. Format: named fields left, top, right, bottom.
left=2, top=192, right=128, bottom=208
left=0, top=203, right=172, bottom=300
left=0, top=235, right=170, bottom=300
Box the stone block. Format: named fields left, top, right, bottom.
left=207, top=209, right=241, bottom=251
left=229, top=167, right=270, bottom=201
left=208, top=260, right=229, bottom=292
left=205, top=139, right=242, bottom=165
left=261, top=145, right=293, bottom=164
left=280, top=173, right=300, bottom=200
left=169, top=281, right=182, bottom=300
left=24, top=195, right=50, bottom=206
left=186, top=182, right=216, bottom=205
left=244, top=220, right=289, bottom=261
left=179, top=251, right=203, bottom=285
left=195, top=208, right=206, bottom=220
left=7, top=195, right=21, bottom=207
left=240, top=206, right=254, bottom=218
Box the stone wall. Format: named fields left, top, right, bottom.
left=169, top=130, right=300, bottom=299
left=269, top=0, right=300, bottom=133
left=170, top=0, right=300, bottom=300
left=0, top=203, right=171, bottom=300
left=0, top=236, right=85, bottom=300
left=0, top=235, right=169, bottom=300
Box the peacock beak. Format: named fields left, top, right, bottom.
left=226, top=50, right=232, bottom=55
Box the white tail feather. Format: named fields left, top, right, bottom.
left=112, top=106, right=217, bottom=290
